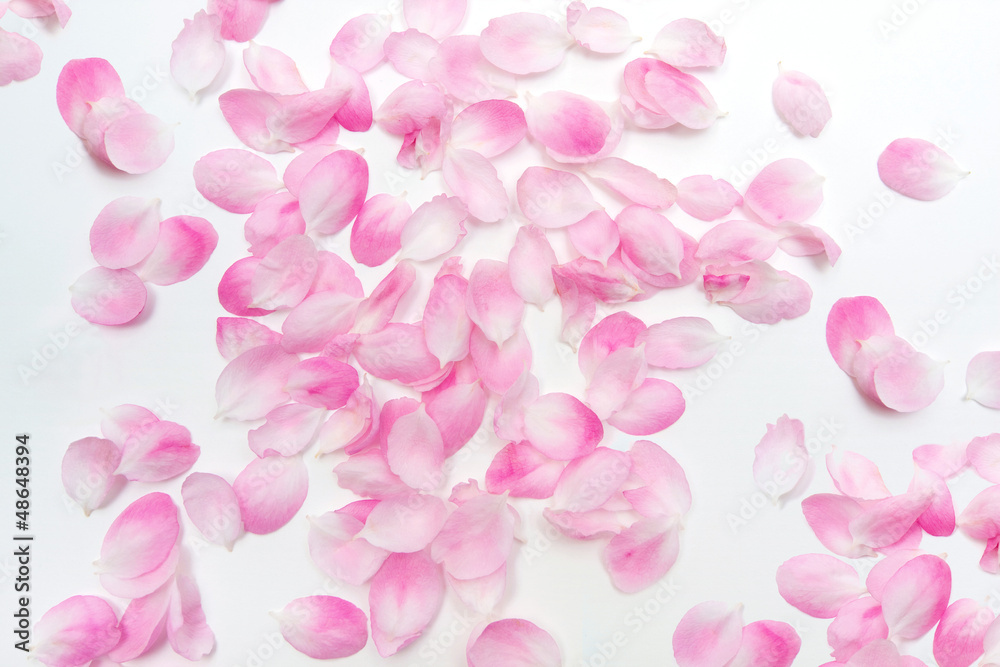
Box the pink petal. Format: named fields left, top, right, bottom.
left=370, top=551, right=445, bottom=656
left=727, top=620, right=801, bottom=667
left=844, top=640, right=903, bottom=667
left=285, top=357, right=359, bottom=409
left=0, top=28, right=41, bottom=85
left=969, top=434, right=1000, bottom=483
left=957, top=485, right=1000, bottom=541
left=384, top=29, right=439, bottom=80
left=607, top=377, right=685, bottom=436
left=386, top=406, right=445, bottom=490
left=423, top=272, right=473, bottom=364
left=100, top=404, right=157, bottom=448
left=296, top=150, right=369, bottom=237
left=566, top=3, right=637, bottom=54
left=97, top=492, right=178, bottom=585
left=802, top=493, right=875, bottom=558
left=465, top=259, right=524, bottom=346
left=913, top=443, right=969, bottom=480
left=219, top=257, right=273, bottom=317
left=621, top=59, right=678, bottom=129
left=933, top=598, right=993, bottom=667
left=448, top=564, right=506, bottom=614
left=243, top=41, right=307, bottom=95
left=432, top=492, right=515, bottom=579
left=507, top=226, right=557, bottom=307
left=248, top=403, right=325, bottom=458
left=350, top=193, right=411, bottom=267
left=520, top=392, right=603, bottom=460
left=776, top=554, right=864, bottom=618
left=427, top=381, right=487, bottom=457
left=578, top=311, right=646, bottom=380
left=825, top=296, right=896, bottom=375
left=849, top=489, right=934, bottom=550
left=882, top=554, right=952, bottom=641
left=470, top=325, right=533, bottom=394
left=70, top=267, right=146, bottom=326
left=745, top=158, right=824, bottom=225
left=194, top=148, right=281, bottom=214
left=451, top=99, right=526, bottom=158
left=877, top=138, right=968, bottom=201
left=517, top=166, right=601, bottom=229
left=88, top=196, right=160, bottom=270
left=116, top=420, right=199, bottom=483
left=672, top=601, right=744, bottom=667
left=355, top=323, right=443, bottom=385
left=62, top=437, right=122, bottom=516
left=568, top=210, right=619, bottom=264
left=165, top=575, right=214, bottom=659
left=639, top=317, right=726, bottom=369
left=773, top=66, right=832, bottom=137
left=695, top=220, right=779, bottom=263
left=703, top=261, right=813, bottom=324
left=215, top=343, right=298, bottom=420
left=250, top=234, right=318, bottom=310
left=328, top=59, right=373, bottom=132
left=170, top=11, right=225, bottom=96
left=80, top=96, right=145, bottom=166
left=827, top=597, right=890, bottom=662
left=181, top=472, right=242, bottom=550
left=585, top=345, right=646, bottom=419
left=276, top=596, right=368, bottom=659
left=986, top=616, right=1000, bottom=666
left=855, top=335, right=945, bottom=412
left=108, top=582, right=171, bottom=663
left=480, top=12, right=571, bottom=75
left=910, top=466, right=956, bottom=537
left=467, top=619, right=561, bottom=667
left=134, top=215, right=218, bottom=286
left=218, top=88, right=290, bottom=153
left=34, top=596, right=121, bottom=667
left=827, top=449, right=891, bottom=500
left=233, top=454, right=308, bottom=534
left=329, top=13, right=391, bottom=72
left=442, top=147, right=509, bottom=223
left=315, top=381, right=378, bottom=456
left=643, top=61, right=721, bottom=129
left=649, top=19, right=726, bottom=68
left=429, top=35, right=516, bottom=104
left=360, top=493, right=448, bottom=552
left=677, top=175, right=743, bottom=221
left=403, top=0, right=465, bottom=39
left=752, top=414, right=808, bottom=500
left=269, top=87, right=351, bottom=146
left=622, top=439, right=691, bottom=519
left=551, top=447, right=631, bottom=512
left=279, top=291, right=358, bottom=354
left=244, top=192, right=306, bottom=258
left=307, top=511, right=388, bottom=584
left=526, top=91, right=619, bottom=162
left=616, top=205, right=685, bottom=279
left=56, top=58, right=125, bottom=136
left=104, top=112, right=175, bottom=174
left=399, top=195, right=468, bottom=262
left=208, top=0, right=269, bottom=42
left=333, top=448, right=408, bottom=498
left=352, top=260, right=415, bottom=333
left=485, top=441, right=563, bottom=499
left=604, top=516, right=679, bottom=593
left=967, top=352, right=1000, bottom=409
left=582, top=157, right=677, bottom=209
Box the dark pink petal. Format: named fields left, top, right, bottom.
left=250, top=235, right=318, bottom=310
left=745, top=158, right=824, bottom=225
left=752, top=414, right=807, bottom=500
left=215, top=344, right=298, bottom=420
left=607, top=378, right=685, bottom=436
left=370, top=551, right=445, bottom=656
left=329, top=13, right=391, bottom=72
left=727, top=620, right=801, bottom=667
left=566, top=2, right=637, bottom=54
left=88, top=196, right=160, bottom=270
left=276, top=596, right=367, bottom=659
left=432, top=492, right=515, bottom=579
left=427, top=381, right=487, bottom=457
left=296, top=149, right=368, bottom=236
left=97, top=492, right=178, bottom=584
left=649, top=19, right=726, bottom=68
left=827, top=597, right=889, bottom=662
left=182, top=472, right=242, bottom=550
left=877, top=138, right=968, bottom=201
left=384, top=29, right=439, bottom=80
left=350, top=193, right=411, bottom=267
left=640, top=317, right=726, bottom=369
left=56, top=58, right=125, bottom=136
left=62, top=437, right=122, bottom=516
left=969, top=434, right=1000, bottom=483
left=104, top=112, right=175, bottom=174
left=825, top=296, right=896, bottom=374
left=355, top=323, right=443, bottom=385
left=582, top=157, right=677, bottom=209
left=773, top=66, right=832, bottom=137
left=933, top=598, right=992, bottom=667
left=467, top=618, right=561, bottom=667
left=170, top=11, right=225, bottom=96
left=208, top=0, right=269, bottom=42
left=480, top=12, right=572, bottom=75
left=360, top=493, right=448, bottom=552
left=882, top=554, right=952, bottom=641
left=616, top=205, right=685, bottom=279
left=672, top=601, right=744, bottom=667
left=248, top=403, right=325, bottom=458
left=400, top=195, right=468, bottom=262
left=243, top=41, right=307, bottom=95
left=517, top=166, right=602, bottom=229
left=285, top=357, right=359, bottom=409
left=108, top=583, right=171, bottom=662
left=429, top=35, right=516, bottom=104
left=233, top=454, right=307, bottom=534
left=443, top=147, right=509, bottom=223
left=0, top=27, right=41, bottom=85
left=523, top=393, right=603, bottom=460
left=642, top=61, right=721, bottom=129
left=194, top=148, right=281, bottom=214
left=70, top=267, right=146, bottom=326
left=967, top=352, right=1000, bottom=409
left=34, top=596, right=121, bottom=667
left=777, top=554, right=864, bottom=618
left=802, top=493, right=875, bottom=558
left=116, top=420, right=199, bottom=483
left=134, top=216, right=218, bottom=286
left=604, top=516, right=679, bottom=593
left=485, top=441, right=562, bottom=499
left=451, top=99, right=526, bottom=158
left=958, top=485, right=1000, bottom=541
left=703, top=261, right=813, bottom=324
left=568, top=210, right=619, bottom=264
left=404, top=0, right=465, bottom=39
left=677, top=175, right=742, bottom=221
left=526, top=91, right=618, bottom=162
left=827, top=449, right=891, bottom=500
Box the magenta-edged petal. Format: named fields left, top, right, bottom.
left=432, top=492, right=515, bottom=580
left=607, top=378, right=685, bottom=436
left=107, top=582, right=171, bottom=662
left=967, top=352, right=1000, bottom=409
left=643, top=61, right=721, bottom=129
left=802, top=493, right=874, bottom=558
left=672, top=601, right=744, bottom=667
left=958, top=485, right=1000, bottom=541
left=315, top=381, right=378, bottom=456
left=825, top=296, right=896, bottom=374
left=243, top=41, right=307, bottom=94
left=727, top=620, right=801, bottom=667
left=639, top=317, right=726, bottom=369
left=427, top=381, right=487, bottom=457
left=616, top=205, right=685, bottom=279
left=827, top=597, right=889, bottom=662
left=932, top=599, right=992, bottom=667
left=776, top=554, right=864, bottom=619
left=582, top=157, right=677, bottom=209
left=404, top=0, right=465, bottom=39
left=649, top=19, right=726, bottom=68
left=248, top=403, right=325, bottom=458
left=773, top=66, right=831, bottom=137
left=215, top=344, right=298, bottom=420
left=181, top=472, right=242, bottom=550
left=89, top=196, right=160, bottom=269
left=480, top=12, right=571, bottom=75
left=298, top=149, right=368, bottom=235
left=116, top=420, right=199, bottom=483
left=135, top=216, right=218, bottom=286
left=566, top=2, right=637, bottom=54
left=269, top=87, right=351, bottom=146
left=676, top=175, right=742, bottom=221
left=703, top=261, right=813, bottom=324
left=878, top=138, right=968, bottom=201
left=384, top=29, right=439, bottom=80
left=56, top=58, right=125, bottom=136
left=219, top=257, right=273, bottom=317
left=386, top=406, right=445, bottom=491
left=400, top=195, right=468, bottom=262
left=165, top=575, right=214, bottom=659
left=442, top=147, right=508, bottom=223
left=578, top=310, right=646, bottom=380
left=62, top=437, right=122, bottom=516
left=250, top=234, right=318, bottom=310
left=508, top=226, right=556, bottom=307
left=450, top=99, right=526, bottom=158
left=467, top=618, right=561, bottom=667
left=329, top=13, right=391, bottom=72
left=97, top=492, right=178, bottom=583
left=827, top=449, right=891, bottom=500
left=355, top=323, right=442, bottom=385
left=100, top=404, right=157, bottom=447
left=194, top=148, right=281, bottom=214
left=604, top=516, right=679, bottom=593
left=517, top=166, right=601, bottom=229
left=104, top=112, right=175, bottom=174
left=284, top=357, right=359, bottom=410
left=350, top=193, right=411, bottom=267
left=882, top=554, right=952, bottom=641
left=328, top=59, right=373, bottom=132
left=745, top=158, right=824, bottom=224
left=170, top=11, right=224, bottom=96
left=752, top=414, right=807, bottom=500
left=854, top=335, right=945, bottom=412
left=868, top=553, right=924, bottom=602
left=360, top=493, right=448, bottom=552
left=233, top=454, right=307, bottom=534
left=909, top=466, right=956, bottom=537
left=70, top=267, right=146, bottom=326
left=969, top=434, right=1000, bottom=483
left=526, top=90, right=619, bottom=162
left=429, top=34, right=516, bottom=103
left=568, top=210, right=619, bottom=264
left=370, top=551, right=445, bottom=656
left=485, top=441, right=563, bottom=499
left=277, top=596, right=367, bottom=659
left=0, top=27, right=41, bottom=85
left=208, top=0, right=269, bottom=42
left=34, top=595, right=121, bottom=667
left=466, top=259, right=524, bottom=346
left=523, top=392, right=603, bottom=460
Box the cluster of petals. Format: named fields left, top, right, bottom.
left=672, top=601, right=801, bottom=666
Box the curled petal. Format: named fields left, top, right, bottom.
left=442, top=147, right=508, bottom=223
left=467, top=618, right=561, bottom=667
left=776, top=554, right=865, bottom=618
left=276, top=596, right=368, bottom=659
left=480, top=12, right=572, bottom=75
left=370, top=551, right=445, bottom=656
left=677, top=175, right=742, bottom=221
left=403, top=0, right=466, bottom=39
left=881, top=554, right=951, bottom=641
left=752, top=414, right=808, bottom=500
left=450, top=99, right=526, bottom=158
left=776, top=221, right=841, bottom=265
left=218, top=88, right=292, bottom=153
left=194, top=148, right=281, bottom=214
left=848, top=489, right=934, bottom=550
left=672, top=601, right=744, bottom=667
left=523, top=393, right=603, bottom=460
left=233, top=455, right=308, bottom=534
left=773, top=66, right=832, bottom=137
left=517, top=166, right=601, bottom=229
left=648, top=19, right=726, bottom=68
left=878, top=138, right=968, bottom=201
left=89, top=196, right=161, bottom=269
left=329, top=59, right=373, bottom=132
left=108, top=583, right=172, bottom=662
left=639, top=317, right=726, bottom=369
left=604, top=517, right=679, bottom=593
left=243, top=41, right=307, bottom=95
left=56, top=58, right=125, bottom=136
left=329, top=13, right=391, bottom=72
left=62, top=437, right=122, bottom=516
left=171, top=11, right=225, bottom=96
left=429, top=35, right=516, bottom=104
left=957, top=485, right=1000, bottom=541
left=470, top=326, right=533, bottom=394
left=135, top=216, right=218, bottom=286
left=526, top=91, right=619, bottom=162
left=566, top=3, right=637, bottom=54
left=400, top=195, right=468, bottom=262
left=166, top=575, right=215, bottom=660
left=695, top=220, right=779, bottom=264
left=182, top=472, right=242, bottom=550
left=582, top=157, right=677, bottom=209
left=70, top=267, right=146, bottom=326
left=375, top=80, right=447, bottom=135
left=215, top=344, right=298, bottom=421
left=910, top=466, right=956, bottom=537
left=727, top=621, right=801, bottom=667
left=34, top=596, right=121, bottom=667
left=967, top=352, right=1000, bottom=409
left=745, top=158, right=824, bottom=225
left=643, top=60, right=721, bottom=129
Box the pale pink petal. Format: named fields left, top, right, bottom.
left=465, top=259, right=524, bottom=346
left=384, top=29, right=439, bottom=80
left=957, top=485, right=1000, bottom=541
left=827, top=597, right=890, bottom=662
left=566, top=3, right=637, bottom=54
left=551, top=447, right=631, bottom=512
left=194, top=148, right=281, bottom=214
left=429, top=35, right=516, bottom=104
left=854, top=335, right=945, bottom=412
left=218, top=88, right=292, bottom=153
left=315, top=381, right=378, bottom=456
left=877, top=138, right=968, bottom=201
left=485, top=441, right=562, bottom=499
left=568, top=210, right=619, bottom=264
left=585, top=345, right=646, bottom=419
left=99, top=540, right=178, bottom=600
left=448, top=564, right=506, bottom=614
left=276, top=596, right=368, bottom=659
left=327, top=60, right=372, bottom=132
left=703, top=261, right=813, bottom=324
left=969, top=434, right=1000, bottom=483
left=385, top=406, right=445, bottom=491
left=399, top=195, right=468, bottom=262
left=467, top=618, right=561, bottom=667
left=307, top=511, right=388, bottom=584
left=695, top=220, right=778, bottom=263
left=376, top=80, right=447, bottom=135
left=334, top=448, right=410, bottom=499
left=603, top=516, right=679, bottom=593
left=582, top=157, right=677, bottom=209
left=352, top=260, right=414, bottom=333
left=844, top=640, right=902, bottom=667
left=882, top=554, right=951, bottom=640
left=451, top=99, right=526, bottom=158
left=269, top=87, right=351, bottom=146
left=100, top=404, right=157, bottom=448
left=215, top=344, right=298, bottom=420
left=287, top=151, right=364, bottom=236
left=621, top=439, right=691, bottom=519
left=62, top=437, right=122, bottom=516
left=360, top=493, right=448, bottom=552
left=621, top=59, right=678, bottom=129
left=639, top=317, right=726, bottom=369
left=243, top=41, right=307, bottom=95
left=349, top=193, right=411, bottom=267
left=116, top=420, right=199, bottom=483
left=752, top=414, right=808, bottom=500
left=422, top=273, right=473, bottom=364
left=171, top=11, right=225, bottom=96
left=649, top=19, right=726, bottom=68
left=776, top=554, right=865, bottom=618
left=248, top=403, right=325, bottom=458
left=233, top=454, right=307, bottom=534
left=523, top=392, right=603, bottom=460
left=244, top=193, right=306, bottom=258
left=517, top=166, right=601, bottom=229
left=181, top=472, right=242, bottom=550
left=607, top=378, right=685, bottom=436
left=967, top=352, right=1000, bottom=409
left=97, top=492, right=178, bottom=584
left=355, top=323, right=443, bottom=385
left=285, top=357, right=359, bottom=409
left=404, top=0, right=465, bottom=39
left=776, top=221, right=842, bottom=265
left=825, top=296, right=896, bottom=374
left=849, top=489, right=934, bottom=550
left=80, top=96, right=145, bottom=166
left=279, top=291, right=358, bottom=354
left=480, top=13, right=571, bottom=75
left=250, top=234, right=318, bottom=310
left=56, top=58, right=125, bottom=137
left=526, top=91, right=618, bottom=162
left=986, top=616, right=1000, bottom=666
left=329, top=13, right=391, bottom=72
left=802, top=493, right=875, bottom=558
left=672, top=601, right=744, bottom=667
left=427, top=381, right=487, bottom=457
left=34, top=596, right=121, bottom=667
left=70, top=267, right=146, bottom=326
left=208, top=0, right=269, bottom=42
left=624, top=227, right=700, bottom=291
left=107, top=582, right=171, bottom=662
left=909, top=466, right=955, bottom=537
left=0, top=28, right=41, bottom=85
left=616, top=205, right=685, bottom=279
left=913, top=443, right=969, bottom=480
left=165, top=575, right=214, bottom=659
left=442, top=147, right=509, bottom=223
left=773, top=66, right=831, bottom=137
left=219, top=257, right=273, bottom=317
left=984, top=538, right=1000, bottom=574
left=676, top=175, right=743, bottom=221
left=643, top=61, right=721, bottom=129
left=827, top=449, right=891, bottom=500
left=507, top=226, right=556, bottom=307
left=470, top=325, right=533, bottom=394
left=88, top=196, right=160, bottom=270
left=745, top=158, right=824, bottom=225
left=727, top=620, right=801, bottom=667
left=134, top=216, right=218, bottom=286
left=432, top=492, right=515, bottom=579
left=933, top=598, right=992, bottom=667
left=578, top=310, right=646, bottom=380
left=370, top=551, right=445, bottom=656
left=104, top=112, right=175, bottom=174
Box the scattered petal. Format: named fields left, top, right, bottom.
left=194, top=149, right=282, bottom=214
left=135, top=216, right=218, bottom=286
left=33, top=596, right=121, bottom=667
left=442, top=147, right=509, bottom=223
left=523, top=392, right=603, bottom=460
left=70, top=267, right=147, bottom=326
left=399, top=195, right=468, bottom=262
left=566, top=3, right=637, bottom=54
left=648, top=19, right=726, bottom=68
left=89, top=196, right=161, bottom=270
left=881, top=554, right=952, bottom=641
left=57, top=58, right=126, bottom=137
left=403, top=0, right=466, bottom=39
left=967, top=352, right=1000, bottom=409
left=233, top=455, right=308, bottom=534
left=878, top=138, right=968, bottom=201
left=171, top=11, right=225, bottom=96
left=752, top=415, right=808, bottom=500
left=0, top=27, right=42, bottom=86
left=745, top=158, right=824, bottom=225
left=677, top=175, right=742, bottom=221
left=727, top=620, right=801, bottom=667
left=772, top=66, right=832, bottom=137
left=329, top=13, right=391, bottom=72
left=604, top=516, right=679, bottom=593
left=776, top=554, right=865, bottom=618
left=182, top=472, right=242, bottom=550
left=215, top=344, right=298, bottom=420
left=450, top=99, right=526, bottom=158
left=526, top=91, right=619, bottom=162
left=933, top=598, right=993, bottom=667
left=62, top=437, right=122, bottom=516
left=583, top=157, right=677, bottom=209
left=244, top=41, right=307, bottom=95
left=276, top=596, right=368, bottom=659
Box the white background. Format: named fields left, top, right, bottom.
left=2, top=0, right=1000, bottom=665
